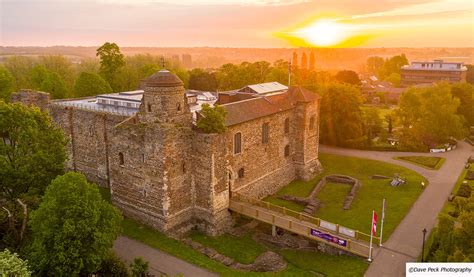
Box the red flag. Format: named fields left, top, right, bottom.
left=372, top=212, right=378, bottom=235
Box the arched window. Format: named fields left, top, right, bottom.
left=119, top=152, right=124, bottom=165
left=234, top=132, right=242, bottom=154
left=309, top=115, right=315, bottom=130
left=284, top=118, right=290, bottom=134
left=238, top=168, right=245, bottom=178
left=284, top=145, right=290, bottom=157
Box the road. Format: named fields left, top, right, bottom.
left=114, top=236, right=218, bottom=277
left=320, top=141, right=473, bottom=277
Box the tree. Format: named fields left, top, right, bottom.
left=130, top=257, right=149, bottom=277
left=450, top=83, right=474, bottom=127
left=366, top=56, right=384, bottom=75
left=96, top=42, right=125, bottom=91
left=0, top=101, right=67, bottom=201
left=309, top=50, right=316, bottom=71
left=301, top=52, right=308, bottom=70
left=319, top=83, right=364, bottom=146
left=292, top=52, right=298, bottom=69
left=4, top=56, right=36, bottom=90
left=188, top=68, right=218, bottom=91
left=74, top=72, right=112, bottom=98
left=378, top=54, right=408, bottom=79
left=197, top=104, right=227, bottom=134
left=335, top=70, right=361, bottom=85
left=395, top=83, right=465, bottom=148
left=385, top=72, right=401, bottom=87
left=39, top=55, right=75, bottom=89
left=38, top=71, right=68, bottom=99
left=466, top=64, right=474, bottom=84
left=29, top=172, right=122, bottom=275
left=0, top=66, right=15, bottom=101
left=0, top=249, right=31, bottom=277
left=29, top=65, right=49, bottom=89
left=363, top=108, right=382, bottom=145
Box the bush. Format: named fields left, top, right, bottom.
left=96, top=252, right=130, bottom=276
left=465, top=170, right=474, bottom=180
left=130, top=257, right=149, bottom=277
left=196, top=104, right=227, bottom=134
left=456, top=183, right=472, bottom=198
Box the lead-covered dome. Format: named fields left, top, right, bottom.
left=144, top=70, right=183, bottom=87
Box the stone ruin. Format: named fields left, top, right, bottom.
left=278, top=174, right=361, bottom=214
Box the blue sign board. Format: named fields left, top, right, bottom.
left=310, top=229, right=347, bottom=247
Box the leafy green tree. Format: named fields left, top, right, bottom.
left=197, top=104, right=227, bottom=134
left=319, top=83, right=364, bottom=146
left=0, top=65, right=15, bottom=101
left=396, top=83, right=465, bottom=148
left=97, top=42, right=125, bottom=91
left=363, top=108, right=382, bottom=145
left=38, top=71, right=68, bottom=99
left=29, top=65, right=49, bottom=89
left=39, top=55, right=75, bottom=89
left=366, top=56, right=384, bottom=75
left=0, top=248, right=31, bottom=277
left=4, top=56, right=36, bottom=90
left=378, top=54, right=408, bottom=79
left=0, top=101, right=67, bottom=200
left=385, top=72, right=401, bottom=87
left=74, top=72, right=112, bottom=97
left=450, top=83, right=474, bottom=127
left=335, top=70, right=361, bottom=85
left=188, top=68, right=218, bottom=91
left=29, top=172, right=122, bottom=275
left=130, top=257, right=149, bottom=277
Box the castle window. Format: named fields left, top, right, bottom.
left=284, top=145, right=290, bottom=157
left=309, top=115, right=315, bottom=130
left=177, top=103, right=181, bottom=112
left=262, top=122, right=269, bottom=144
left=119, top=152, right=124, bottom=166
left=182, top=162, right=186, bottom=173
left=284, top=118, right=290, bottom=134
left=238, top=168, right=245, bottom=178
left=234, top=132, right=242, bottom=154
left=147, top=103, right=152, bottom=112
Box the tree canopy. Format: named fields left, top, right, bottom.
left=97, top=42, right=125, bottom=91
left=0, top=249, right=31, bottom=277
left=74, top=72, right=112, bottom=97
left=0, top=66, right=15, bottom=101
left=0, top=101, right=67, bottom=200
left=197, top=104, right=227, bottom=134
left=29, top=172, right=122, bottom=275
left=319, top=83, right=364, bottom=146
left=335, top=70, right=361, bottom=85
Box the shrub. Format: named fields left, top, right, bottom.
left=130, top=257, right=149, bottom=277
left=456, top=183, right=472, bottom=198
left=196, top=104, right=227, bottom=134
left=96, top=252, right=130, bottom=276
left=465, top=170, right=474, bottom=180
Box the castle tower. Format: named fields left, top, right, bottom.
left=139, top=69, right=192, bottom=125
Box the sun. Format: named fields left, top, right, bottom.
left=294, top=19, right=349, bottom=47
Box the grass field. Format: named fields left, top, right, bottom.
left=122, top=218, right=369, bottom=276
left=394, top=156, right=445, bottom=170
left=266, top=153, right=427, bottom=242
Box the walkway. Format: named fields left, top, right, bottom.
left=320, top=141, right=473, bottom=277
left=114, top=236, right=217, bottom=277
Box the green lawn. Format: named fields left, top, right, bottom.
left=266, top=153, right=427, bottom=242
left=123, top=217, right=368, bottom=276
left=394, top=156, right=445, bottom=170
left=189, top=232, right=266, bottom=264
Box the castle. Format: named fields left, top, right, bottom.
left=12, top=70, right=322, bottom=235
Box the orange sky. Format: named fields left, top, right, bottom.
left=1, top=0, right=473, bottom=47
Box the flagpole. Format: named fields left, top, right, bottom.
left=368, top=210, right=374, bottom=262
left=380, top=198, right=386, bottom=247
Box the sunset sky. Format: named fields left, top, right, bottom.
left=1, top=0, right=473, bottom=47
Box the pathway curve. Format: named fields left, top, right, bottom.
left=114, top=236, right=218, bottom=277
left=320, top=141, right=473, bottom=277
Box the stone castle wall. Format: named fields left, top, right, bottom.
left=10, top=90, right=50, bottom=111
left=49, top=104, right=128, bottom=187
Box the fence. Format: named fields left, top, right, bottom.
left=230, top=192, right=379, bottom=258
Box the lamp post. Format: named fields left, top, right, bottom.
left=421, top=228, right=427, bottom=262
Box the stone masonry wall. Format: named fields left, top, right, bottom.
left=11, top=90, right=50, bottom=112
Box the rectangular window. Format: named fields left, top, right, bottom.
left=262, top=123, right=269, bottom=144
left=309, top=115, right=315, bottom=130
left=284, top=118, right=290, bottom=134
left=234, top=132, right=242, bottom=154
left=284, top=145, right=290, bottom=157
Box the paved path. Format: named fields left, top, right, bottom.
left=320, top=141, right=473, bottom=277
left=114, top=236, right=217, bottom=277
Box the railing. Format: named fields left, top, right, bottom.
left=230, top=192, right=379, bottom=258
left=53, top=101, right=137, bottom=117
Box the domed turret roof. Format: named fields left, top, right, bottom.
left=144, top=69, right=183, bottom=87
